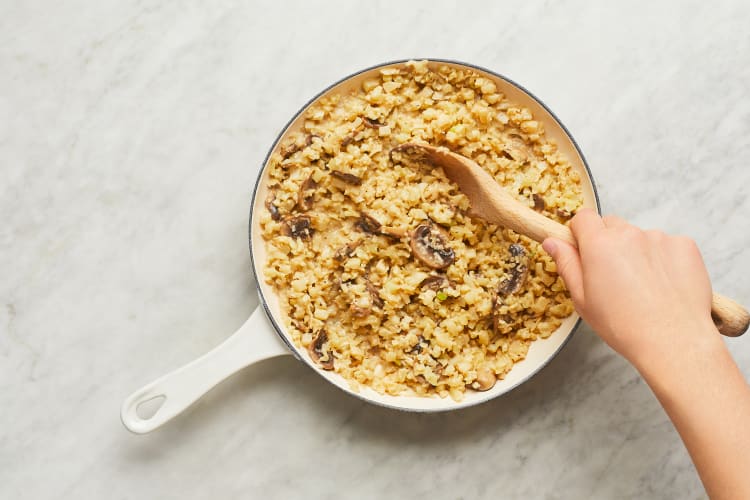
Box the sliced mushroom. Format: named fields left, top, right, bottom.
left=471, top=367, right=497, bottom=391
left=363, top=117, right=385, bottom=128
left=355, top=213, right=383, bottom=234
left=349, top=288, right=380, bottom=317
left=366, top=280, right=384, bottom=309
left=532, top=193, right=545, bottom=212
left=282, top=215, right=314, bottom=240
left=340, top=270, right=383, bottom=317
left=280, top=133, right=316, bottom=159
left=330, top=170, right=363, bottom=186
left=334, top=240, right=361, bottom=262
left=420, top=274, right=450, bottom=291
left=502, top=133, right=531, bottom=163
left=493, top=243, right=530, bottom=333
left=297, top=175, right=318, bottom=211
left=280, top=144, right=299, bottom=159
left=409, top=223, right=455, bottom=269
left=497, top=243, right=529, bottom=295
left=352, top=213, right=404, bottom=240
left=499, top=150, right=515, bottom=161
left=340, top=123, right=365, bottom=150
left=431, top=360, right=444, bottom=375
left=308, top=330, right=334, bottom=370
left=265, top=190, right=281, bottom=221
left=389, top=143, right=430, bottom=164
left=408, top=335, right=427, bottom=354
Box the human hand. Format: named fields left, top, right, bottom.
left=542, top=209, right=719, bottom=367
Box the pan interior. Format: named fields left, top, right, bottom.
left=250, top=60, right=598, bottom=412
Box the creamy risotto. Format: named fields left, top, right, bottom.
left=260, top=60, right=582, bottom=400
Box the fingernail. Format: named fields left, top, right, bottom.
left=542, top=239, right=557, bottom=256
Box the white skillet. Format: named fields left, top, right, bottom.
left=121, top=59, right=600, bottom=434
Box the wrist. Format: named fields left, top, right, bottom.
left=631, top=320, right=727, bottom=392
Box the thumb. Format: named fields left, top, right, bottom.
left=542, top=238, right=585, bottom=308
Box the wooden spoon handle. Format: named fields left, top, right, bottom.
left=478, top=183, right=749, bottom=337
left=711, top=293, right=750, bottom=337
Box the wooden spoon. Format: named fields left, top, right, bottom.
left=397, top=143, right=750, bottom=338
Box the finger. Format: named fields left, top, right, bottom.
left=602, top=215, right=628, bottom=228
left=542, top=238, right=585, bottom=308
left=570, top=208, right=605, bottom=244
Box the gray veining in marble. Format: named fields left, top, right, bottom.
left=2, top=1, right=748, bottom=498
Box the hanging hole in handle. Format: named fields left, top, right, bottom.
left=136, top=395, right=166, bottom=420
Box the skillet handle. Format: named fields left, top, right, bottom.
left=120, top=307, right=290, bottom=434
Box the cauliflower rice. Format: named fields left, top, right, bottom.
left=260, top=60, right=582, bottom=400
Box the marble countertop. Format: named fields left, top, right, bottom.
left=3, top=1, right=749, bottom=498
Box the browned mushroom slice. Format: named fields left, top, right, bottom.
left=498, top=243, right=529, bottom=295
left=493, top=243, right=530, bottom=333
left=348, top=277, right=383, bottom=318
left=363, top=117, right=385, bottom=128
left=353, top=213, right=404, bottom=240
left=366, top=280, right=384, bottom=308
left=280, top=133, right=316, bottom=159
left=282, top=215, right=314, bottom=240
left=431, top=360, right=444, bottom=375
left=389, top=143, right=430, bottom=164
left=265, top=190, right=281, bottom=221
left=532, top=193, right=546, bottom=212
left=340, top=122, right=365, bottom=150
left=308, top=330, right=334, bottom=370
left=409, top=223, right=455, bottom=269
left=408, top=335, right=427, bottom=354
left=334, top=241, right=361, bottom=262
left=280, top=145, right=299, bottom=159
left=330, top=170, right=363, bottom=186
left=280, top=141, right=303, bottom=159
left=297, top=175, right=318, bottom=211
left=355, top=213, right=383, bottom=234
left=419, top=274, right=450, bottom=291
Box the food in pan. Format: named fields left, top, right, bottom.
left=260, top=60, right=582, bottom=400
